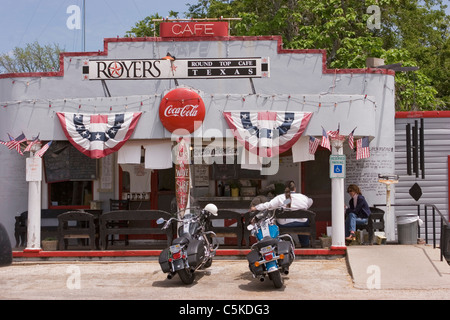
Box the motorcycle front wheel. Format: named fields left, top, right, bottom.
left=269, top=270, right=284, bottom=288
left=178, top=268, right=195, bottom=285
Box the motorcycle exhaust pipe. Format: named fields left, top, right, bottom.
left=283, top=269, right=289, bottom=275
left=259, top=276, right=265, bottom=282
left=167, top=272, right=175, bottom=280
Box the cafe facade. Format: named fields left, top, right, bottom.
left=0, top=22, right=396, bottom=249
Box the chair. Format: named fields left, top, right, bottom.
left=57, top=211, right=96, bottom=250
left=356, top=207, right=385, bottom=244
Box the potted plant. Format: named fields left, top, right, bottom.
left=230, top=180, right=241, bottom=197
left=41, top=237, right=58, bottom=251
left=319, top=234, right=332, bottom=248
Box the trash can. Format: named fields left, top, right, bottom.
left=396, top=215, right=419, bottom=245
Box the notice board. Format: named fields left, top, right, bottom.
left=43, top=141, right=98, bottom=183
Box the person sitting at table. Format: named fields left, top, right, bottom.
left=250, top=181, right=313, bottom=247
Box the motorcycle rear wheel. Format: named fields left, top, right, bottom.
left=178, top=268, right=195, bottom=285
left=269, top=270, right=284, bottom=288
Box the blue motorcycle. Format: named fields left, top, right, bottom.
left=246, top=208, right=295, bottom=288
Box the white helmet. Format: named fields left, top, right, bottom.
left=204, top=203, right=218, bottom=216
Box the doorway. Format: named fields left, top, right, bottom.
left=301, top=148, right=332, bottom=230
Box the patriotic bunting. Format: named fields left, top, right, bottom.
left=223, top=111, right=312, bottom=158
left=56, top=112, right=142, bottom=159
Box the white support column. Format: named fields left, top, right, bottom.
left=330, top=138, right=346, bottom=249
left=25, top=145, right=43, bottom=252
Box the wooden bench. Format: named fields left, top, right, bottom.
left=99, top=210, right=174, bottom=249
left=207, top=209, right=244, bottom=248
left=14, top=209, right=102, bottom=248
left=57, top=211, right=97, bottom=250
left=275, top=209, right=317, bottom=248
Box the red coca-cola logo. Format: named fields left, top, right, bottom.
left=159, top=88, right=205, bottom=133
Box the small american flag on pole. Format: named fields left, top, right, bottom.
left=35, top=141, right=52, bottom=158
left=356, top=136, right=370, bottom=160
left=24, top=134, right=40, bottom=153
left=321, top=127, right=331, bottom=151
left=309, top=136, right=320, bottom=154
left=348, top=127, right=356, bottom=150
left=6, top=133, right=26, bottom=155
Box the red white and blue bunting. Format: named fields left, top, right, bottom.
left=223, top=111, right=312, bottom=158
left=56, top=112, right=142, bottom=159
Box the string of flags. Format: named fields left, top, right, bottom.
left=0, top=133, right=52, bottom=158
left=308, top=125, right=370, bottom=160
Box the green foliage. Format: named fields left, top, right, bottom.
left=124, top=0, right=449, bottom=110
left=0, top=42, right=63, bottom=73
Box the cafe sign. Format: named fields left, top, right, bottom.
left=160, top=21, right=229, bottom=38
left=87, top=58, right=269, bottom=80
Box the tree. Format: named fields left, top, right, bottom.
left=127, top=0, right=449, bottom=110
left=0, top=42, right=63, bottom=73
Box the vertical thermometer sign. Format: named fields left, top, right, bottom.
left=159, top=88, right=205, bottom=214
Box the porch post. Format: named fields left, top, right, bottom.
left=330, top=138, right=346, bottom=249
left=25, top=145, right=43, bottom=252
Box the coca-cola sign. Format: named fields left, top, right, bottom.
left=159, top=87, right=205, bottom=133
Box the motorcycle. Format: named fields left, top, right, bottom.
left=246, top=208, right=295, bottom=288
left=157, top=204, right=219, bottom=284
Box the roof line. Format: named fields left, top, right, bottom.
left=0, top=35, right=394, bottom=79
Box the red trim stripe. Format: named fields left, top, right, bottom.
left=0, top=35, right=394, bottom=80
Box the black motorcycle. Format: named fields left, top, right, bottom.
left=157, top=204, right=219, bottom=284
left=246, top=208, right=296, bottom=288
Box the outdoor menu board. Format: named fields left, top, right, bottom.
left=43, top=141, right=97, bottom=183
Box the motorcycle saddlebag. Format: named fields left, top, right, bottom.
left=277, top=240, right=293, bottom=268
left=187, top=239, right=205, bottom=268
left=247, top=249, right=264, bottom=275
left=159, top=248, right=171, bottom=273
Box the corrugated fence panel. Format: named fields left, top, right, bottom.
left=395, top=117, right=450, bottom=242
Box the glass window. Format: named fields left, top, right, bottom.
left=49, top=181, right=93, bottom=207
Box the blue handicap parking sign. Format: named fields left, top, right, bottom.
left=334, top=165, right=342, bottom=173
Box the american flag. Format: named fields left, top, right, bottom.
left=6, top=133, right=26, bottom=155
left=321, top=127, right=331, bottom=151
left=35, top=141, right=52, bottom=158
left=356, top=136, right=370, bottom=160
left=348, top=127, right=356, bottom=150
left=24, top=134, right=40, bottom=153
left=327, top=123, right=340, bottom=138
left=309, top=136, right=320, bottom=154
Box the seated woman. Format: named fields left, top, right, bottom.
left=345, top=184, right=371, bottom=241
left=251, top=181, right=313, bottom=247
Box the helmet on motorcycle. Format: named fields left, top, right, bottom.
left=204, top=203, right=218, bottom=216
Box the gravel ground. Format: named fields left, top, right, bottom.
left=0, top=259, right=449, bottom=300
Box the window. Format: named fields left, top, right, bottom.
left=49, top=181, right=93, bottom=208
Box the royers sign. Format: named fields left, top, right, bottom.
left=87, top=58, right=269, bottom=80
left=160, top=21, right=228, bottom=38
left=159, top=87, right=206, bottom=133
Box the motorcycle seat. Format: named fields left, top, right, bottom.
left=255, top=237, right=279, bottom=249
left=172, top=236, right=190, bottom=246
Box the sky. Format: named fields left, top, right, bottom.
left=0, top=0, right=192, bottom=55
left=0, top=1, right=448, bottom=56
